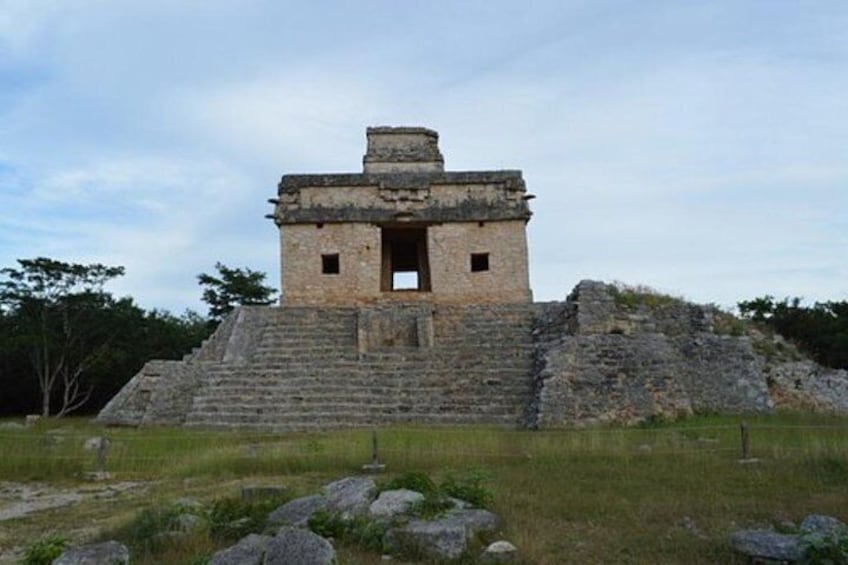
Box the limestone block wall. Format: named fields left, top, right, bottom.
left=280, top=223, right=381, bottom=306
left=428, top=220, right=530, bottom=304
left=280, top=220, right=530, bottom=306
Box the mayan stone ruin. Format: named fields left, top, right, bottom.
left=98, top=127, right=848, bottom=430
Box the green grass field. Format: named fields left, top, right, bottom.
left=1, top=412, right=847, bottom=564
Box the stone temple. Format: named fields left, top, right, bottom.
left=98, top=127, right=848, bottom=429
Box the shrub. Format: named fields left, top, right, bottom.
left=308, top=510, right=387, bottom=553
left=21, top=534, right=69, bottom=565
left=106, top=504, right=187, bottom=552
left=799, top=530, right=848, bottom=564
left=440, top=470, right=493, bottom=508
left=208, top=494, right=289, bottom=541
left=608, top=282, right=683, bottom=309
left=382, top=471, right=438, bottom=496
left=408, top=494, right=453, bottom=519
left=307, top=508, right=348, bottom=539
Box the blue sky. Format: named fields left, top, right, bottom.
left=1, top=1, right=846, bottom=313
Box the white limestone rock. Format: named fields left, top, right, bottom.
left=267, top=495, right=328, bottom=528
left=322, top=476, right=376, bottom=518
left=368, top=489, right=424, bottom=520
left=209, top=533, right=271, bottom=565
left=52, top=541, right=129, bottom=565
left=264, top=526, right=336, bottom=565
left=481, top=540, right=518, bottom=563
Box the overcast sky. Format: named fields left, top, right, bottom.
left=1, top=1, right=846, bottom=314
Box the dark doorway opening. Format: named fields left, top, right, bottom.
left=381, top=227, right=431, bottom=292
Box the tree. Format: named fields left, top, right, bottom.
left=197, top=262, right=277, bottom=322
left=0, top=258, right=125, bottom=417
left=739, top=295, right=848, bottom=370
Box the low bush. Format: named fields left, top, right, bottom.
left=800, top=530, right=848, bottom=564
left=382, top=470, right=438, bottom=496
left=440, top=470, right=493, bottom=509
left=105, top=504, right=188, bottom=553
left=308, top=509, right=387, bottom=553
left=208, top=494, right=289, bottom=541
left=21, top=534, right=69, bottom=565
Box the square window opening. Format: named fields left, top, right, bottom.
left=471, top=253, right=489, bottom=272
left=322, top=253, right=340, bottom=274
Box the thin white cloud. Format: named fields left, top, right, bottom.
left=1, top=1, right=846, bottom=314
left=0, top=0, right=64, bottom=53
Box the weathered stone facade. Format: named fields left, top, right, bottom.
left=530, top=281, right=771, bottom=427
left=97, top=278, right=848, bottom=430
left=270, top=127, right=532, bottom=306
left=97, top=127, right=848, bottom=429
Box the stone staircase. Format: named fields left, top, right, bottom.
left=99, top=303, right=536, bottom=430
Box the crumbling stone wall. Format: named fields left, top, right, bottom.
left=530, top=281, right=772, bottom=427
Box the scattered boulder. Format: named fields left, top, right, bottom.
left=207, top=475, right=503, bottom=564
left=386, top=517, right=468, bottom=561
left=730, top=514, right=847, bottom=563
left=729, top=529, right=805, bottom=562
left=444, top=508, right=500, bottom=537
left=264, top=526, right=336, bottom=565
left=268, top=495, right=328, bottom=528
left=52, top=541, right=129, bottom=565
left=209, top=533, right=271, bottom=565
left=480, top=540, right=518, bottom=563
left=323, top=477, right=376, bottom=518
left=369, top=489, right=424, bottom=520
left=386, top=508, right=500, bottom=560
left=800, top=514, right=846, bottom=537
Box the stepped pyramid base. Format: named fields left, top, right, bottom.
left=100, top=281, right=838, bottom=431
left=97, top=302, right=537, bottom=430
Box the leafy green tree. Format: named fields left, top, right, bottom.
left=0, top=258, right=125, bottom=416
left=739, top=295, right=848, bottom=370
left=197, top=262, right=277, bottom=322
left=0, top=258, right=215, bottom=417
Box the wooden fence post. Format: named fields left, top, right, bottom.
left=740, top=420, right=750, bottom=460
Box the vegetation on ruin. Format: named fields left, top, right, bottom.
left=2, top=413, right=847, bottom=564
left=738, top=296, right=848, bottom=371
left=607, top=281, right=686, bottom=309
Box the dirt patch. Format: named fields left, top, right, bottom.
left=0, top=481, right=149, bottom=522
left=0, top=480, right=152, bottom=563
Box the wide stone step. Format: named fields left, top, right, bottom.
left=152, top=302, right=540, bottom=430
left=185, top=407, right=523, bottom=425
left=190, top=389, right=531, bottom=405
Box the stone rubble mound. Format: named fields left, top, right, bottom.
left=729, top=514, right=847, bottom=563
left=208, top=475, right=515, bottom=564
